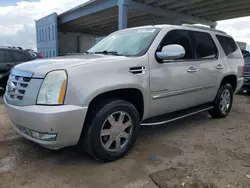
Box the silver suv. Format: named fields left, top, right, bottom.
left=4, top=24, right=244, bottom=162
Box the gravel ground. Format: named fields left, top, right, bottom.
left=0, top=94, right=250, bottom=188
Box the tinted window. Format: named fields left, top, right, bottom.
left=158, top=30, right=194, bottom=59
left=0, top=50, right=4, bottom=63
left=216, top=35, right=237, bottom=56
left=11, top=51, right=29, bottom=62
left=5, top=50, right=15, bottom=62
left=190, top=31, right=218, bottom=59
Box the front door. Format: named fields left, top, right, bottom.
left=149, top=29, right=200, bottom=117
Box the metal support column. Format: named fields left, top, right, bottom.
left=118, top=0, right=128, bottom=30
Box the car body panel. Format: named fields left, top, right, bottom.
left=3, top=24, right=244, bottom=149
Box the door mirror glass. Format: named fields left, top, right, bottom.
left=156, top=44, right=185, bottom=61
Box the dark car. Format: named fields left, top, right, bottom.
left=242, top=49, right=250, bottom=56
left=242, top=53, right=250, bottom=92
left=0, top=47, right=35, bottom=90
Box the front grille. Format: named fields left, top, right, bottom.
left=6, top=69, right=33, bottom=101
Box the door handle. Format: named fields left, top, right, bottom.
left=216, top=64, right=224, bottom=69
left=187, top=67, right=198, bottom=73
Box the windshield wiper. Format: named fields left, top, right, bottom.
left=84, top=51, right=95, bottom=54
left=92, top=50, right=123, bottom=56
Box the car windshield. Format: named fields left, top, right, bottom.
left=87, top=28, right=161, bottom=56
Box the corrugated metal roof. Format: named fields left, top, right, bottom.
left=58, top=0, right=250, bottom=35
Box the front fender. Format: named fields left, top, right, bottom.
left=65, top=64, right=150, bottom=119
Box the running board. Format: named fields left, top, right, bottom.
left=140, top=104, right=213, bottom=126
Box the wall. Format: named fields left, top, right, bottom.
left=237, top=41, right=247, bottom=50
left=58, top=32, right=79, bottom=55
left=36, top=13, right=58, bottom=58
left=79, top=34, right=96, bottom=52
left=58, top=32, right=97, bottom=55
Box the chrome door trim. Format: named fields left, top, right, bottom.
left=152, top=84, right=215, bottom=99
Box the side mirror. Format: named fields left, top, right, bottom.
left=156, top=44, right=185, bottom=61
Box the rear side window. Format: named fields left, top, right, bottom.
left=11, top=51, right=29, bottom=62
left=0, top=50, right=4, bottom=63
left=216, top=35, right=237, bottom=56
left=189, top=31, right=218, bottom=59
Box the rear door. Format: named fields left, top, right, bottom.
left=188, top=30, right=219, bottom=104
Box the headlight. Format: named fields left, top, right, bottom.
left=37, top=70, right=67, bottom=105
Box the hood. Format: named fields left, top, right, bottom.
left=14, top=54, right=127, bottom=78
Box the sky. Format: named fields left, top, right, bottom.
left=0, top=0, right=249, bottom=51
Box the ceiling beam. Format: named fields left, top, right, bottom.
left=128, top=0, right=217, bottom=27
left=58, top=0, right=117, bottom=24
left=144, top=0, right=158, bottom=4
left=60, top=8, right=118, bottom=27
left=165, top=0, right=206, bottom=9
left=187, top=0, right=250, bottom=15
left=176, top=0, right=226, bottom=12
left=155, top=0, right=177, bottom=6
left=207, top=8, right=250, bottom=20
left=197, top=4, right=250, bottom=17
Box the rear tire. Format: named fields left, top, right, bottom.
left=82, top=99, right=140, bottom=162
left=208, top=83, right=233, bottom=118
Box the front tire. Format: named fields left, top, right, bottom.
left=208, top=83, right=233, bottom=118
left=82, top=100, right=140, bottom=162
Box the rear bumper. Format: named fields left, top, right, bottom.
left=4, top=97, right=88, bottom=149
left=243, top=77, right=250, bottom=87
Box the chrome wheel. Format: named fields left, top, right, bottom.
left=219, top=89, right=231, bottom=114
left=100, top=111, right=133, bottom=152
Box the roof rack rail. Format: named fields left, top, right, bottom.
left=182, top=24, right=226, bottom=34
left=0, top=46, right=23, bottom=50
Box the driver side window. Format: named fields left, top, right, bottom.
left=158, top=30, right=194, bottom=60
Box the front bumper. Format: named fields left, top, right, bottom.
left=4, top=97, right=88, bottom=149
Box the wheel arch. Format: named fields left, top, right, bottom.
left=85, top=87, right=145, bottom=122
left=221, top=74, right=237, bottom=92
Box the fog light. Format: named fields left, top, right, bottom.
left=30, top=130, right=57, bottom=141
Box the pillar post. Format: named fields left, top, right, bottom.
left=118, top=0, right=128, bottom=30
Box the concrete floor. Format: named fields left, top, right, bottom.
left=0, top=95, right=250, bottom=188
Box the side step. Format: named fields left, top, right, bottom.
left=140, top=103, right=213, bottom=126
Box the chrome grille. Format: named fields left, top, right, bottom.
left=6, top=69, right=33, bottom=101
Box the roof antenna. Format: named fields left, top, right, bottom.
left=152, top=20, right=156, bottom=26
